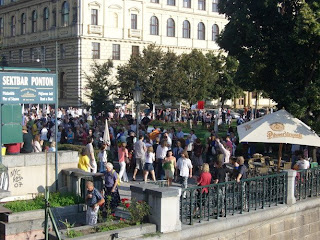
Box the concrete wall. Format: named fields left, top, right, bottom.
left=143, top=198, right=320, bottom=240
left=2, top=151, right=79, bottom=198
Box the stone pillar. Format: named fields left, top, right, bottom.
left=146, top=187, right=181, bottom=233
left=130, top=184, right=182, bottom=233
left=285, top=170, right=297, bottom=206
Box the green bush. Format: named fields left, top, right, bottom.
left=4, top=192, right=84, bottom=212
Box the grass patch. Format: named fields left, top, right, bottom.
left=3, top=192, right=84, bottom=212
left=96, top=222, right=130, bottom=233
left=143, top=231, right=162, bottom=238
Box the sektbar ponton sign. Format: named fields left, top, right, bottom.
left=0, top=72, right=57, bottom=104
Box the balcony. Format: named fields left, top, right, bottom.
left=128, top=29, right=141, bottom=38
left=88, top=25, right=103, bottom=34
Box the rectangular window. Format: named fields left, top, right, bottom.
left=30, top=48, right=35, bottom=62
left=150, top=0, right=159, bottom=3
left=92, top=42, right=100, bottom=59
left=183, top=0, right=191, bottom=8
left=41, top=46, right=46, bottom=63
left=60, top=44, right=65, bottom=59
left=19, top=49, right=24, bottom=63
left=9, top=51, right=12, bottom=63
left=0, top=18, right=3, bottom=35
left=212, top=0, right=219, bottom=12
left=198, top=0, right=206, bottom=10
left=132, top=46, right=139, bottom=57
left=112, top=44, right=120, bottom=60
left=0, top=0, right=3, bottom=5
left=91, top=9, right=98, bottom=25
left=131, top=14, right=137, bottom=29
left=167, top=0, right=175, bottom=5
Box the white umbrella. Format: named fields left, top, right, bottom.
left=237, top=109, right=320, bottom=170
left=103, top=119, right=111, bottom=150
left=237, top=109, right=320, bottom=147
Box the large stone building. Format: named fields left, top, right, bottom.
left=0, top=0, right=227, bottom=106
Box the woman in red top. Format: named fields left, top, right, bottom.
left=194, top=163, right=212, bottom=216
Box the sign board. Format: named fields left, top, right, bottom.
left=0, top=72, right=57, bottom=104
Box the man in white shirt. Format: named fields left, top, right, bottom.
left=155, top=140, right=168, bottom=180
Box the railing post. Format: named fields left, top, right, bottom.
left=285, top=170, right=296, bottom=206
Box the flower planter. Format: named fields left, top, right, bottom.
left=0, top=204, right=86, bottom=240
left=49, top=223, right=157, bottom=240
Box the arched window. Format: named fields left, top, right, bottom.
left=212, top=0, right=219, bottom=12
left=52, top=8, right=57, bottom=27
left=167, top=18, right=175, bottom=37
left=11, top=16, right=15, bottom=37
left=21, top=13, right=26, bottom=35
left=182, top=20, right=190, bottom=38
left=32, top=10, right=37, bottom=33
left=150, top=16, right=159, bottom=35
left=61, top=1, right=70, bottom=27
left=212, top=24, right=219, bottom=41
left=43, top=8, right=49, bottom=31
left=198, top=22, right=205, bottom=40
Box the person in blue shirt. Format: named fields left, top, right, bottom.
left=85, top=181, right=105, bottom=226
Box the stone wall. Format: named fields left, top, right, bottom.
left=143, top=197, right=320, bottom=240
left=2, top=151, right=79, bottom=198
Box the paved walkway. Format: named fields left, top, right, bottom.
left=114, top=161, right=197, bottom=200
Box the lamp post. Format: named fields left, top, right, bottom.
left=132, top=81, right=142, bottom=139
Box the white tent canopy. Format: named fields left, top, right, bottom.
left=237, top=109, right=320, bottom=147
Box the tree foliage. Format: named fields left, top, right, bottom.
left=177, top=49, right=211, bottom=107
left=206, top=52, right=241, bottom=107
left=117, top=46, right=240, bottom=108
left=218, top=0, right=320, bottom=130
left=117, top=44, right=180, bottom=108
left=85, top=60, right=116, bottom=115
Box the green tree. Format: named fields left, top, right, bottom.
left=85, top=60, right=116, bottom=115
left=218, top=0, right=320, bottom=130
left=206, top=52, right=241, bottom=108
left=178, top=49, right=211, bottom=107
left=117, top=45, right=180, bottom=108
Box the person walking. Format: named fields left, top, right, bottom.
left=177, top=151, right=193, bottom=193
left=143, top=146, right=156, bottom=182
left=133, top=135, right=147, bottom=181
left=118, top=143, right=129, bottom=182
left=155, top=140, right=168, bottom=180
left=86, top=137, right=97, bottom=173
left=163, top=150, right=176, bottom=186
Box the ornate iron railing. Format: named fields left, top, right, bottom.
left=180, top=172, right=287, bottom=225
left=295, top=167, right=320, bottom=201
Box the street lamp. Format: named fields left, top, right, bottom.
left=132, top=81, right=143, bottom=139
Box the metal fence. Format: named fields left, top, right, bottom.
left=295, top=167, right=320, bottom=201
left=180, top=172, right=287, bottom=225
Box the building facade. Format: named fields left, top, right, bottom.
left=0, top=0, right=227, bottom=106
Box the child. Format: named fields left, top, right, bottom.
left=48, top=141, right=56, bottom=152
left=177, top=151, right=193, bottom=191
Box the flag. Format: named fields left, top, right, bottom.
left=197, top=101, right=204, bottom=109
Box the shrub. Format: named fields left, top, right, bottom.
left=4, top=192, right=84, bottom=212
left=121, top=198, right=150, bottom=225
